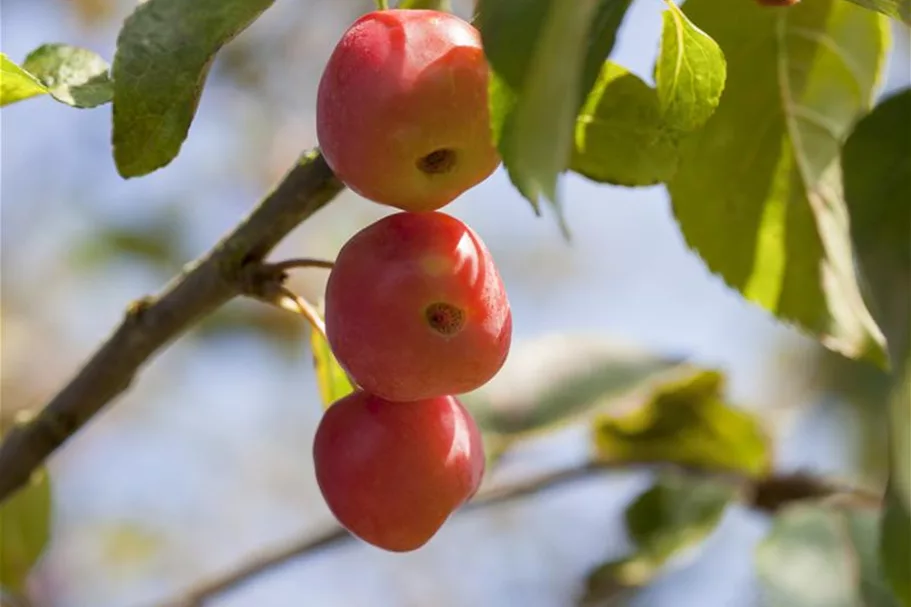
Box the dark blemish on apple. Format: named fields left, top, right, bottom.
left=424, top=302, right=465, bottom=335
left=417, top=148, right=457, bottom=175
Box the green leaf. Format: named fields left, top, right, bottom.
left=757, top=504, right=902, bottom=607
left=397, top=0, right=451, bottom=9
left=112, top=0, right=275, bottom=178
left=476, top=0, right=631, bottom=225
left=1, top=45, right=112, bottom=109
left=842, top=88, right=911, bottom=552
left=591, top=369, right=772, bottom=477
left=0, top=468, right=52, bottom=593
left=0, top=54, right=48, bottom=106
left=463, top=334, right=685, bottom=438
left=310, top=317, right=354, bottom=410
left=625, top=473, right=735, bottom=553
left=571, top=62, right=680, bottom=186
left=887, top=357, right=911, bottom=515
left=21, top=44, right=112, bottom=108
left=479, top=1, right=597, bottom=217
left=842, top=0, right=910, bottom=25
left=881, top=485, right=911, bottom=606
left=655, top=0, right=726, bottom=133
left=843, top=88, right=911, bottom=369
left=579, top=0, right=637, bottom=105
left=583, top=472, right=736, bottom=599
left=667, top=0, right=889, bottom=364
left=571, top=1, right=725, bottom=189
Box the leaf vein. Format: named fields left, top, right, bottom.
left=786, top=26, right=867, bottom=99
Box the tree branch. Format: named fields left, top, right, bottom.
left=0, top=150, right=344, bottom=503
left=166, top=459, right=882, bottom=606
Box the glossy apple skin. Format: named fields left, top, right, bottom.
left=316, top=9, right=500, bottom=212
left=313, top=391, right=485, bottom=552
left=325, top=211, right=512, bottom=401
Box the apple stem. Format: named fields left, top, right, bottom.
left=260, top=285, right=363, bottom=397
left=276, top=285, right=328, bottom=340
left=376, top=0, right=389, bottom=10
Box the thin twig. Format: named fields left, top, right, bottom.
left=235, top=256, right=329, bottom=340
left=165, top=459, right=882, bottom=606
left=164, top=527, right=349, bottom=607
left=0, top=150, right=344, bottom=503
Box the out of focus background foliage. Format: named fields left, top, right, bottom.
left=1, top=0, right=909, bottom=605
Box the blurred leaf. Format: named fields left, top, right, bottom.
left=571, top=62, right=679, bottom=186
left=71, top=216, right=184, bottom=272
left=881, top=486, right=911, bottom=606
left=842, top=0, right=910, bottom=24
left=882, top=353, right=911, bottom=599
left=0, top=588, right=33, bottom=607
left=582, top=472, right=736, bottom=603
left=579, top=568, right=639, bottom=607
left=667, top=0, right=889, bottom=365
left=21, top=44, right=112, bottom=108
left=463, top=334, right=685, bottom=438
left=74, top=229, right=176, bottom=269
left=0, top=54, right=48, bottom=106
left=655, top=0, right=725, bottom=132
left=803, top=345, right=893, bottom=483
left=887, top=357, right=911, bottom=512
left=310, top=318, right=354, bottom=410
left=591, top=369, right=772, bottom=477
left=112, top=0, right=275, bottom=177
left=757, top=504, right=859, bottom=607
left=624, top=473, right=735, bottom=558
left=476, top=0, right=630, bottom=226
left=397, top=0, right=451, bottom=9
left=842, top=89, right=911, bottom=519
left=0, top=468, right=51, bottom=593
left=881, top=310, right=911, bottom=607
left=757, top=503, right=902, bottom=607
left=846, top=507, right=902, bottom=607
left=193, top=302, right=307, bottom=358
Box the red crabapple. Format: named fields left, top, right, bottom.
left=313, top=390, right=485, bottom=552
left=325, top=211, right=512, bottom=402
left=316, top=9, right=500, bottom=212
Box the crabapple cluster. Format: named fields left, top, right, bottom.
left=311, top=9, right=512, bottom=552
